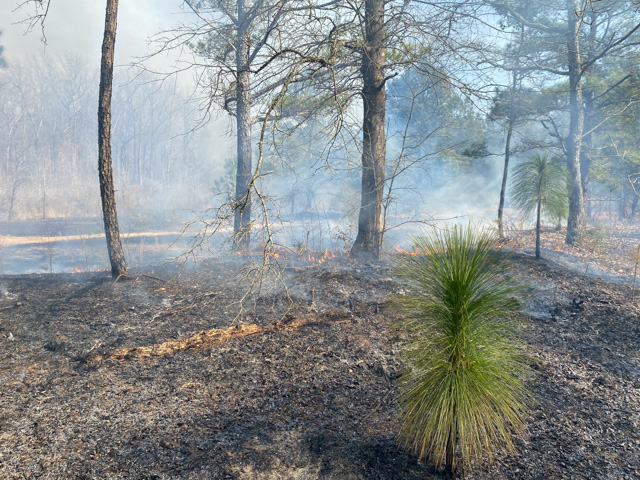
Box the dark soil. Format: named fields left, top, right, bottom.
left=1, top=249, right=640, bottom=479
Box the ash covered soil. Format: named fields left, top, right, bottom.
left=1, top=252, right=640, bottom=479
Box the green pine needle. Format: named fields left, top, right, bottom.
left=511, top=153, right=569, bottom=225
left=394, top=225, right=531, bottom=473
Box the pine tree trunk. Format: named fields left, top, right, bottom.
left=581, top=11, right=598, bottom=220
left=535, top=197, right=542, bottom=259
left=351, top=0, right=386, bottom=260
left=233, top=0, right=253, bottom=250
left=581, top=88, right=594, bottom=213
left=98, top=0, right=127, bottom=277
left=8, top=180, right=17, bottom=222
left=41, top=173, right=46, bottom=220
left=565, top=0, right=586, bottom=245
left=445, top=397, right=456, bottom=476
left=498, top=119, right=513, bottom=238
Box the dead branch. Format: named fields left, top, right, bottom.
left=88, top=311, right=353, bottom=365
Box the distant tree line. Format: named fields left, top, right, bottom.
left=0, top=55, right=205, bottom=221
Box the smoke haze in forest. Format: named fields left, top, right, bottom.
left=1, top=0, right=639, bottom=273
left=2, top=1, right=182, bottom=69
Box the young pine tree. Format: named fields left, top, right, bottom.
left=511, top=154, right=569, bottom=259
left=395, top=226, right=530, bottom=475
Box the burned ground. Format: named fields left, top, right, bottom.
left=1, top=240, right=640, bottom=479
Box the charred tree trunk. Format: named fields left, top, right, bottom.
left=498, top=119, right=513, bottom=239
left=98, top=0, right=127, bottom=277
left=351, top=0, right=386, bottom=260
left=565, top=0, right=586, bottom=245
left=233, top=0, right=253, bottom=251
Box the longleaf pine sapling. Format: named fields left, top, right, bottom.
left=510, top=153, right=569, bottom=259
left=394, top=225, right=531, bottom=474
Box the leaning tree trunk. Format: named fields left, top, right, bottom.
left=565, top=0, right=586, bottom=245
left=233, top=0, right=253, bottom=251
left=98, top=0, right=127, bottom=277
left=350, top=0, right=386, bottom=260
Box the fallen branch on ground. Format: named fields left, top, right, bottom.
left=87, top=311, right=352, bottom=365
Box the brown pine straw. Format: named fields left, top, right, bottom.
left=88, top=312, right=352, bottom=365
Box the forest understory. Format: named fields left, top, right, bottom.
left=1, top=225, right=640, bottom=479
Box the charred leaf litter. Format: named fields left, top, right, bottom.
left=1, top=232, right=640, bottom=479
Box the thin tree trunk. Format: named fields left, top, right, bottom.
left=8, top=180, right=18, bottom=222
left=631, top=195, right=639, bottom=221
left=580, top=89, right=593, bottom=212
left=233, top=0, right=253, bottom=250
left=351, top=0, right=386, bottom=260
left=535, top=197, right=542, bottom=259
left=445, top=428, right=455, bottom=476
left=445, top=389, right=456, bottom=476
left=498, top=119, right=513, bottom=238
left=98, top=0, right=127, bottom=277
left=41, top=172, right=46, bottom=220
left=498, top=42, right=522, bottom=239
left=581, top=11, right=597, bottom=220
left=565, top=0, right=586, bottom=245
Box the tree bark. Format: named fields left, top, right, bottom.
left=581, top=10, right=598, bottom=220
left=565, top=0, right=586, bottom=245
left=498, top=67, right=521, bottom=239
left=351, top=0, right=386, bottom=260
left=233, top=0, right=253, bottom=250
left=581, top=88, right=594, bottom=218
left=98, top=0, right=127, bottom=277
left=498, top=119, right=513, bottom=238
left=535, top=196, right=542, bottom=259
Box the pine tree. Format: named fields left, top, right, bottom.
left=395, top=225, right=530, bottom=474
left=511, top=154, right=569, bottom=259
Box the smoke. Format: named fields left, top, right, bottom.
left=0, top=2, right=236, bottom=274
left=0, top=2, right=555, bottom=274
left=1, top=1, right=185, bottom=69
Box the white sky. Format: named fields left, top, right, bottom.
left=1, top=0, right=189, bottom=68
